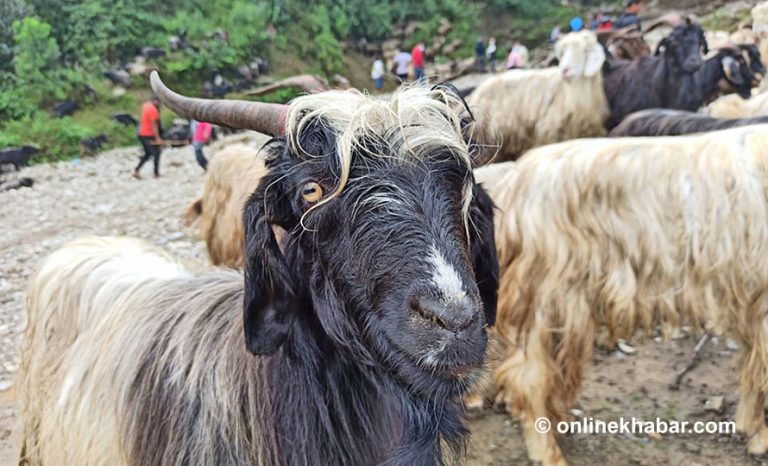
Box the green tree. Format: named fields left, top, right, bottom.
left=12, top=17, right=69, bottom=106
left=0, top=0, right=29, bottom=72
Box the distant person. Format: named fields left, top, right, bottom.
left=569, top=16, right=584, bottom=32
left=598, top=14, right=614, bottom=32
left=614, top=0, right=643, bottom=31
left=590, top=13, right=599, bottom=30
left=550, top=24, right=561, bottom=44
left=393, top=49, right=412, bottom=82
left=506, top=42, right=528, bottom=70
left=371, top=55, right=385, bottom=92
left=475, top=36, right=486, bottom=72
left=192, top=120, right=212, bottom=171
left=486, top=37, right=498, bottom=73
left=133, top=95, right=163, bottom=179
left=411, top=42, right=425, bottom=81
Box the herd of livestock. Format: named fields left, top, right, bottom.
left=13, top=3, right=768, bottom=466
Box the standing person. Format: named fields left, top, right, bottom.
left=589, top=13, right=599, bottom=30
left=486, top=37, right=498, bottom=73
left=411, top=42, right=425, bottom=82
left=371, top=55, right=385, bottom=92
left=133, top=95, right=163, bottom=179
left=192, top=120, right=212, bottom=171
left=550, top=24, right=561, bottom=44
left=598, top=14, right=613, bottom=32
left=393, top=48, right=412, bottom=82
left=614, top=0, right=643, bottom=31
left=506, top=42, right=528, bottom=70
left=569, top=16, right=584, bottom=32
left=475, top=36, right=486, bottom=72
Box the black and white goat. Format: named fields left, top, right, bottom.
left=697, top=46, right=757, bottom=104
left=19, top=73, right=499, bottom=466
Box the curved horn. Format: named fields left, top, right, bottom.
left=150, top=71, right=288, bottom=136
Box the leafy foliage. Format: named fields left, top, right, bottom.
left=0, top=0, right=593, bottom=163
left=11, top=17, right=70, bottom=107
left=3, top=114, right=94, bottom=162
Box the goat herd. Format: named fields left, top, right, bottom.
left=14, top=5, right=768, bottom=466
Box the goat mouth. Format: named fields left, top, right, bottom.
left=378, top=330, right=486, bottom=384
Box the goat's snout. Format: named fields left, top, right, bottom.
left=411, top=294, right=478, bottom=333
left=683, top=55, right=703, bottom=72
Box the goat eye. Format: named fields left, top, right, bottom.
left=301, top=182, right=323, bottom=203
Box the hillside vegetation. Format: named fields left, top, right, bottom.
left=0, top=0, right=632, bottom=161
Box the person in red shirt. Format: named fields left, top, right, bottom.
left=133, top=95, right=164, bottom=179
left=411, top=42, right=425, bottom=82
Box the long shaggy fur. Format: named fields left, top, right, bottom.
left=477, top=125, right=768, bottom=465
left=467, top=31, right=609, bottom=162
left=19, top=84, right=500, bottom=466
left=610, top=108, right=768, bottom=136
left=185, top=144, right=267, bottom=268
left=708, top=89, right=768, bottom=118
left=19, top=237, right=193, bottom=466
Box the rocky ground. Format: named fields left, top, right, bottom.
left=0, top=131, right=766, bottom=466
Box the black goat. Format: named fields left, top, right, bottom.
left=79, top=134, right=108, bottom=157
left=603, top=19, right=708, bottom=129
left=610, top=108, right=768, bottom=137
left=0, top=177, right=34, bottom=192
left=696, top=47, right=754, bottom=104
left=141, top=46, right=166, bottom=60
left=103, top=69, right=131, bottom=87
left=19, top=74, right=500, bottom=466
left=52, top=100, right=78, bottom=118
left=739, top=43, right=766, bottom=85
left=0, top=146, right=39, bottom=171
left=111, top=113, right=138, bottom=126
left=203, top=81, right=234, bottom=98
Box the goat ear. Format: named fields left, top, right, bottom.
left=722, top=56, right=744, bottom=86
left=242, top=196, right=297, bottom=355
left=584, top=44, right=606, bottom=77
left=469, top=184, right=499, bottom=326
left=654, top=38, right=668, bottom=56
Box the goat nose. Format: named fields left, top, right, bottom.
left=411, top=294, right=477, bottom=332
left=686, top=56, right=702, bottom=71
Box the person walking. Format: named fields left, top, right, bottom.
left=411, top=42, right=425, bottom=82
left=486, top=37, right=498, bottom=73
left=393, top=48, right=412, bottom=82
left=133, top=95, right=164, bottom=179
left=475, top=36, right=486, bottom=72
left=192, top=120, right=212, bottom=171
left=550, top=24, right=561, bottom=45
left=371, top=55, right=385, bottom=92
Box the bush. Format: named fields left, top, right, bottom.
left=2, top=114, right=95, bottom=162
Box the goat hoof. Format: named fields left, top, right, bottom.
left=463, top=394, right=486, bottom=419
left=747, top=430, right=768, bottom=455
